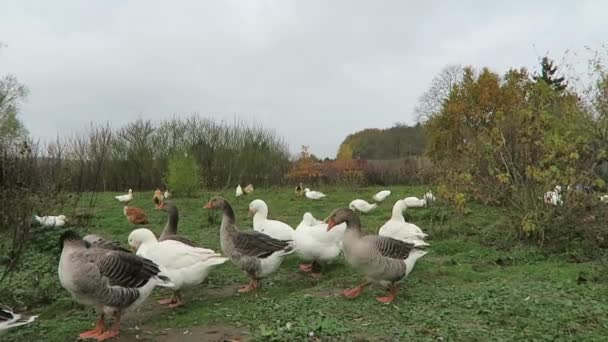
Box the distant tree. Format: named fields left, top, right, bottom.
left=415, top=64, right=464, bottom=121
left=165, top=151, right=201, bottom=197
left=336, top=143, right=353, bottom=160
left=337, top=125, right=425, bottom=160
left=533, top=56, right=567, bottom=92
left=0, top=75, right=29, bottom=144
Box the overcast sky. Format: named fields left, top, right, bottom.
left=1, top=1, right=606, bottom=157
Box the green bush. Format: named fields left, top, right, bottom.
left=165, top=151, right=201, bottom=197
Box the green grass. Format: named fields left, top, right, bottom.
left=2, top=185, right=608, bottom=341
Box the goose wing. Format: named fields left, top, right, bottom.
left=373, top=236, right=415, bottom=260
left=233, top=231, right=291, bottom=258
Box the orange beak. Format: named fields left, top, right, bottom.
left=130, top=245, right=136, bottom=252
left=327, top=219, right=336, bottom=231
left=248, top=209, right=254, bottom=218
left=204, top=201, right=212, bottom=209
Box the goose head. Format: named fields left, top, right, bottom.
left=304, top=188, right=311, bottom=193
left=128, top=189, right=133, bottom=194
left=326, top=208, right=358, bottom=231
left=59, top=230, right=82, bottom=249
left=248, top=199, right=268, bottom=218
left=204, top=196, right=228, bottom=210
left=127, top=228, right=157, bottom=251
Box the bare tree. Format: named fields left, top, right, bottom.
left=415, top=64, right=463, bottom=122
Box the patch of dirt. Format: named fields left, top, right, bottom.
left=118, top=324, right=251, bottom=342
left=203, top=284, right=242, bottom=298
left=304, top=288, right=342, bottom=298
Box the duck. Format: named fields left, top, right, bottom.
left=305, top=188, right=326, bottom=200
left=244, top=184, right=254, bottom=194
left=294, top=212, right=346, bottom=277
left=236, top=185, right=244, bottom=197
left=58, top=230, right=173, bottom=341
left=156, top=201, right=197, bottom=246
left=204, top=197, right=294, bottom=293
left=349, top=199, right=378, bottom=213
left=0, top=307, right=37, bottom=334
left=402, top=196, right=427, bottom=208
left=378, top=200, right=428, bottom=245
left=153, top=189, right=164, bottom=207
left=123, top=206, right=149, bottom=225
left=327, top=208, right=428, bottom=304
left=249, top=199, right=295, bottom=241
left=33, top=214, right=67, bottom=228
left=373, top=190, right=391, bottom=202
left=128, top=228, right=228, bottom=308
left=115, top=189, right=133, bottom=204
left=423, top=190, right=436, bottom=203
left=295, top=182, right=304, bottom=197
left=164, top=189, right=171, bottom=199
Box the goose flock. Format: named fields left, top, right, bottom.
left=8, top=187, right=436, bottom=340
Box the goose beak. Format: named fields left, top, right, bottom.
left=248, top=209, right=254, bottom=218
left=204, top=201, right=212, bottom=209
left=130, top=245, right=136, bottom=252
left=327, top=219, right=336, bottom=231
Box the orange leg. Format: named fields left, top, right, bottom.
left=79, top=313, right=105, bottom=339
left=95, top=311, right=121, bottom=341
left=238, top=278, right=261, bottom=293
left=376, top=285, right=398, bottom=304
left=299, top=263, right=313, bottom=272
left=167, top=291, right=185, bottom=308
left=343, top=281, right=371, bottom=299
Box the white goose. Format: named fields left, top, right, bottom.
left=373, top=190, right=391, bottom=202
left=128, top=228, right=228, bottom=308
left=423, top=190, right=435, bottom=203
left=115, top=189, right=133, bottom=204
left=379, top=200, right=428, bottom=246
left=34, top=214, right=67, bottom=228
left=294, top=212, right=346, bottom=277
left=402, top=196, right=427, bottom=208
left=236, top=185, right=244, bottom=197
left=249, top=199, right=294, bottom=241
left=349, top=199, right=378, bottom=213
left=304, top=188, right=326, bottom=200
left=164, top=189, right=171, bottom=199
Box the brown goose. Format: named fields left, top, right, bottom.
left=156, top=201, right=197, bottom=246
left=58, top=230, right=173, bottom=341
left=327, top=208, right=427, bottom=304
left=204, top=197, right=294, bottom=293
left=83, top=234, right=131, bottom=253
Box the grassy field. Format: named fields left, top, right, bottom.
left=2, top=186, right=608, bottom=341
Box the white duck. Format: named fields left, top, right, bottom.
left=0, top=307, right=37, bottom=334
left=349, top=199, right=378, bottom=213
left=294, top=212, right=346, bottom=277
left=305, top=188, right=326, bottom=200
left=115, top=189, right=133, bottom=204
left=128, top=228, right=228, bottom=308
left=373, top=190, right=391, bottom=202
left=34, top=214, right=67, bottom=228
left=379, top=200, right=428, bottom=246
left=249, top=199, right=294, bottom=241
left=236, top=185, right=243, bottom=197
left=423, top=190, right=435, bottom=203
left=402, top=196, right=427, bottom=208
